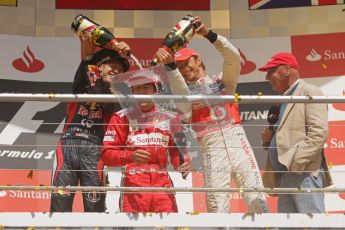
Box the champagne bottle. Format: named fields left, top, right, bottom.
left=151, top=15, right=201, bottom=66
left=71, top=14, right=131, bottom=55
left=71, top=14, right=143, bottom=69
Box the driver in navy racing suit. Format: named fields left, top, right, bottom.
left=50, top=32, right=130, bottom=212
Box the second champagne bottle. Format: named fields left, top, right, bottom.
left=151, top=15, right=201, bottom=66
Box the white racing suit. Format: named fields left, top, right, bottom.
left=170, top=34, right=268, bottom=213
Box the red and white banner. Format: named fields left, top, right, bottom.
left=0, top=170, right=85, bottom=212
left=56, top=0, right=210, bottom=10
left=122, top=38, right=161, bottom=71
left=291, top=33, right=345, bottom=78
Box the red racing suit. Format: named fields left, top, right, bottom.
left=171, top=34, right=268, bottom=213
left=102, top=106, right=190, bottom=213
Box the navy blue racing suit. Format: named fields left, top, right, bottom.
left=50, top=49, right=125, bottom=212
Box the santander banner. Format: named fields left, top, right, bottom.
left=291, top=33, right=345, bottom=78
left=0, top=170, right=84, bottom=212
left=0, top=34, right=80, bottom=82
left=122, top=38, right=161, bottom=71
left=0, top=170, right=51, bottom=212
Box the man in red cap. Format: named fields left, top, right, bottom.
left=102, top=68, right=191, bottom=213
left=259, top=52, right=332, bottom=213
left=155, top=16, right=268, bottom=213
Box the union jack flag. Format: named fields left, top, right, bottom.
left=249, top=0, right=345, bottom=10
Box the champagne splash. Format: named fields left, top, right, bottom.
left=129, top=53, right=143, bottom=69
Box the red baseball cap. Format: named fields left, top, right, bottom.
left=258, top=52, right=299, bottom=72
left=174, top=48, right=200, bottom=62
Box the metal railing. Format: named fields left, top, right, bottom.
left=0, top=93, right=345, bottom=103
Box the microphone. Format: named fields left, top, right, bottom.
left=267, top=104, right=280, bottom=131
left=263, top=105, right=280, bottom=148
left=173, top=131, right=188, bottom=179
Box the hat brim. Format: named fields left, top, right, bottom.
left=94, top=49, right=130, bottom=72
left=258, top=63, right=279, bottom=72
left=127, top=78, right=155, bottom=87
left=174, top=49, right=200, bottom=62
left=175, top=54, right=193, bottom=62
left=113, top=57, right=130, bottom=72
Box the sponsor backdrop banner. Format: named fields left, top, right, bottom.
left=291, top=33, right=345, bottom=78
left=0, top=170, right=84, bottom=212
left=0, top=33, right=345, bottom=212
left=188, top=36, right=292, bottom=83
left=122, top=38, right=161, bottom=71
left=56, top=0, right=210, bottom=10
left=0, top=35, right=80, bottom=82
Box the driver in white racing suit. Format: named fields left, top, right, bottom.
left=155, top=16, right=268, bottom=213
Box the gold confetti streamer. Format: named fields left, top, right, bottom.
left=190, top=211, right=200, bottom=215
left=48, top=93, right=56, bottom=99
left=27, top=170, right=33, bottom=179
left=235, top=93, right=240, bottom=103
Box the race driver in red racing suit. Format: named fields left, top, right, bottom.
left=167, top=16, right=268, bottom=213
left=102, top=69, right=191, bottom=213
left=50, top=31, right=131, bottom=212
